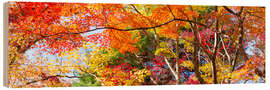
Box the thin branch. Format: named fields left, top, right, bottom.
left=220, top=36, right=231, bottom=64
left=78, top=68, right=101, bottom=83
left=232, top=49, right=239, bottom=71
left=41, top=18, right=207, bottom=38
left=18, top=75, right=81, bottom=87
left=130, top=4, right=161, bottom=46
left=102, top=5, right=108, bottom=26
left=174, top=37, right=181, bottom=84
left=130, top=4, right=142, bottom=15
left=238, top=6, right=244, bottom=16
left=167, top=5, right=175, bottom=19
left=223, top=6, right=237, bottom=16
left=150, top=77, right=159, bottom=85
left=164, top=57, right=179, bottom=82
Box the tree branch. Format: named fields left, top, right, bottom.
left=188, top=6, right=204, bottom=84
left=238, top=6, right=244, bottom=16
left=223, top=6, right=237, bottom=16
left=130, top=4, right=142, bottom=15
left=41, top=18, right=207, bottom=38
left=164, top=57, right=179, bottom=83
left=210, top=6, right=219, bottom=84
left=220, top=36, right=231, bottom=64
left=18, top=75, right=81, bottom=87
left=167, top=5, right=175, bottom=19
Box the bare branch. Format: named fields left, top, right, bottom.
left=41, top=18, right=207, bottom=38
left=220, top=36, right=231, bottom=64
left=167, top=5, right=175, bottom=19
left=238, top=6, right=244, bottom=16
left=164, top=57, right=179, bottom=83
left=223, top=6, right=237, bottom=16
left=18, top=75, right=81, bottom=87
left=130, top=4, right=142, bottom=15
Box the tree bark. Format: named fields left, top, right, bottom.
left=210, top=6, right=219, bottom=84
left=191, top=27, right=204, bottom=84
left=175, top=37, right=180, bottom=84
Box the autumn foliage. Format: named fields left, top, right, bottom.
left=8, top=2, right=265, bottom=88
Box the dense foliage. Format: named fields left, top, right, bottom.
left=8, top=2, right=265, bottom=87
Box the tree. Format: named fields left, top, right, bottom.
left=8, top=2, right=265, bottom=87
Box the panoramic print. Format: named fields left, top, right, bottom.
left=7, top=2, right=265, bottom=87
